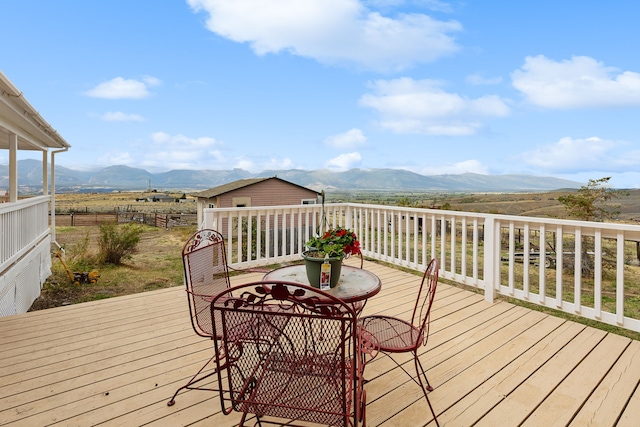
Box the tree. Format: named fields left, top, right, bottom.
left=557, top=177, right=627, bottom=222
left=557, top=177, right=628, bottom=277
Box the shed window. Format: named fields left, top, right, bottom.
left=232, top=196, right=251, bottom=207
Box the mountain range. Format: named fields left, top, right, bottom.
left=1, top=159, right=582, bottom=193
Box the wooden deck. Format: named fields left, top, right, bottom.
left=2, top=260, right=640, bottom=426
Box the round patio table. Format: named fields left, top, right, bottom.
left=262, top=264, right=381, bottom=305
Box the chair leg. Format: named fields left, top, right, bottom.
left=360, top=389, right=367, bottom=427
left=415, top=354, right=433, bottom=392
left=167, top=354, right=219, bottom=406
left=413, top=355, right=439, bottom=427
left=383, top=353, right=439, bottom=426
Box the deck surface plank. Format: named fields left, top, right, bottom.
left=1, top=260, right=638, bottom=426
left=570, top=339, right=640, bottom=426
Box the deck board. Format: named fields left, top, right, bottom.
left=1, top=261, right=639, bottom=426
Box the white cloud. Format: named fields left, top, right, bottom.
left=324, top=128, right=367, bottom=148
left=420, top=0, right=454, bottom=13
left=187, top=0, right=461, bottom=71
left=411, top=159, right=488, bottom=175
left=363, top=0, right=453, bottom=11
left=326, top=152, right=362, bottom=170
left=359, top=77, right=510, bottom=135
left=517, top=136, right=640, bottom=173
left=262, top=157, right=294, bottom=170
left=234, top=159, right=257, bottom=172
left=512, top=55, right=640, bottom=109
left=151, top=131, right=218, bottom=148
left=100, top=111, right=145, bottom=122
left=84, top=76, right=161, bottom=99
left=466, top=74, right=502, bottom=85
left=141, top=132, right=224, bottom=169
left=97, top=151, right=135, bottom=166
left=234, top=157, right=294, bottom=173
left=99, top=132, right=294, bottom=173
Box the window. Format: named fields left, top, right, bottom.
left=232, top=196, right=251, bottom=207
left=301, top=199, right=317, bottom=205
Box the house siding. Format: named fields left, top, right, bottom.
left=195, top=177, right=320, bottom=234
left=217, top=179, right=318, bottom=208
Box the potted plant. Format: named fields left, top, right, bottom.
left=302, top=226, right=361, bottom=288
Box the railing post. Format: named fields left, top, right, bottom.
left=483, top=216, right=496, bottom=302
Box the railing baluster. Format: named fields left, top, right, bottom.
left=575, top=227, right=583, bottom=314
left=617, top=232, right=625, bottom=326
left=594, top=230, right=603, bottom=319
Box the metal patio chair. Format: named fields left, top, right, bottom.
left=167, top=228, right=231, bottom=406
left=212, top=280, right=379, bottom=427
left=359, top=258, right=440, bottom=426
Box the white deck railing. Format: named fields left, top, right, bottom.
left=0, top=196, right=50, bottom=272
left=204, top=203, right=640, bottom=333
left=0, top=196, right=52, bottom=316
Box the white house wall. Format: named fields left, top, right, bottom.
left=0, top=234, right=50, bottom=316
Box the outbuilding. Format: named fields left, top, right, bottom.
left=191, top=177, right=320, bottom=226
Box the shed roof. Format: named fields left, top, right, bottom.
left=191, top=176, right=319, bottom=199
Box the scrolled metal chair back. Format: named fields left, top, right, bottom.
left=212, top=281, right=369, bottom=426
left=182, top=228, right=230, bottom=338
left=412, top=258, right=439, bottom=347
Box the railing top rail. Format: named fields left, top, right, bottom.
left=203, top=202, right=489, bottom=217
left=203, top=204, right=326, bottom=213
left=491, top=212, right=640, bottom=234
left=0, top=195, right=50, bottom=214
left=202, top=202, right=640, bottom=235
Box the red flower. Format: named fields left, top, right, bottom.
left=305, top=226, right=360, bottom=258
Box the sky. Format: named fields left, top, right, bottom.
left=2, top=1, right=640, bottom=188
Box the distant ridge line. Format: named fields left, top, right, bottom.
left=1, top=159, right=583, bottom=193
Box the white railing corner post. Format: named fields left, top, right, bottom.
left=483, top=216, right=497, bottom=303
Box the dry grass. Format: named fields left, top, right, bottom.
left=31, top=225, right=195, bottom=310
left=53, top=191, right=197, bottom=214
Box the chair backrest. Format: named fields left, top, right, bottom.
left=182, top=228, right=231, bottom=338
left=411, top=258, right=439, bottom=346
left=211, top=281, right=362, bottom=426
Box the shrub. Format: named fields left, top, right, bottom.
left=98, top=222, right=143, bottom=265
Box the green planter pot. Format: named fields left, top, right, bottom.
left=301, top=250, right=343, bottom=288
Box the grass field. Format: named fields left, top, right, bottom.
left=52, top=190, right=197, bottom=214
left=33, top=225, right=194, bottom=310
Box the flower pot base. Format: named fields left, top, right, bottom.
left=301, top=251, right=342, bottom=288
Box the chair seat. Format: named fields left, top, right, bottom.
left=359, top=315, right=421, bottom=353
